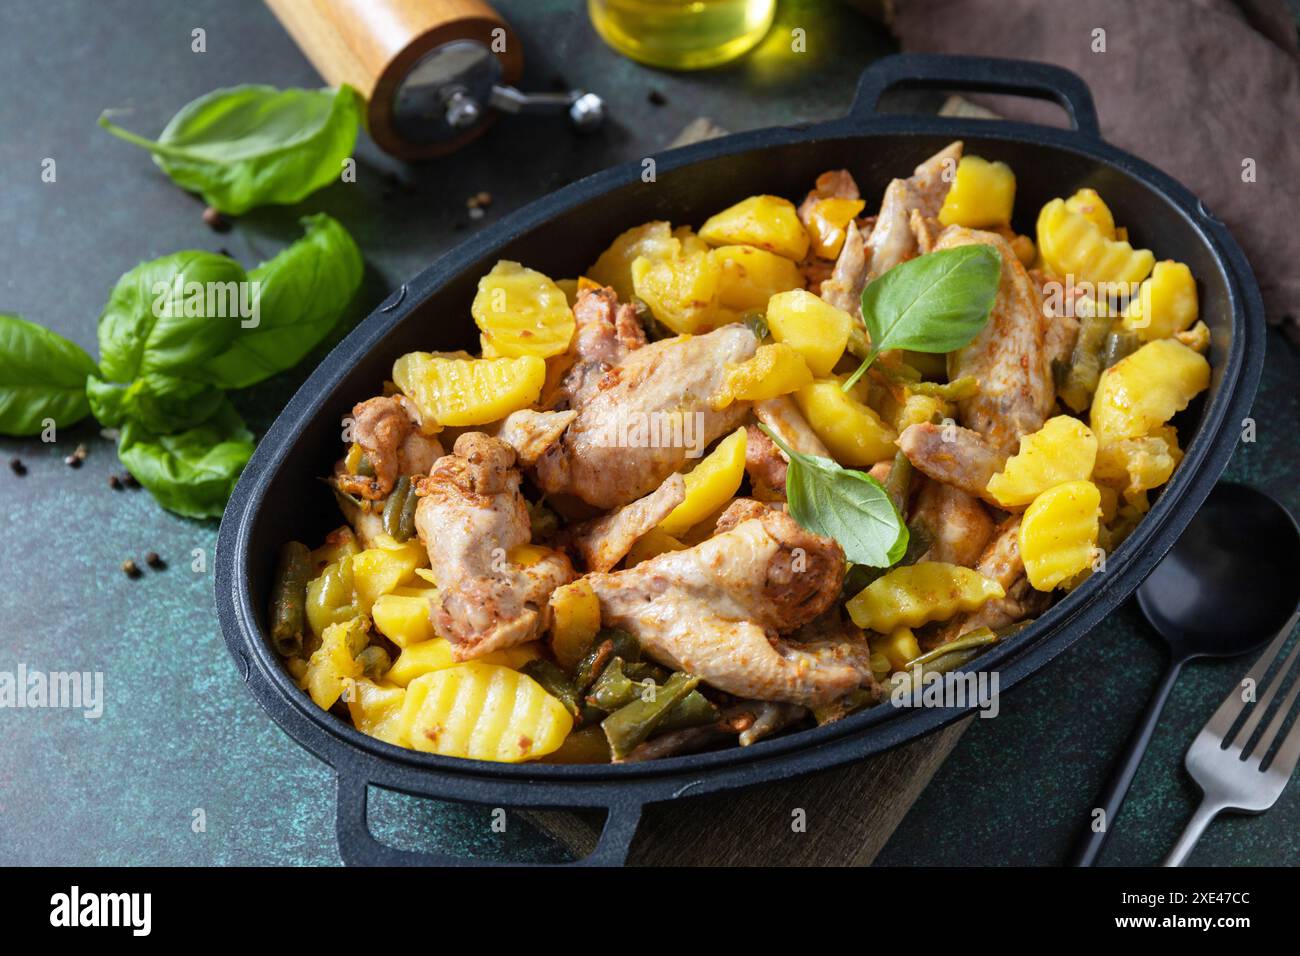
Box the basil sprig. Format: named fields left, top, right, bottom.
left=842, top=244, right=1001, bottom=392
left=0, top=315, right=97, bottom=436
left=99, top=84, right=362, bottom=214
left=760, top=426, right=908, bottom=568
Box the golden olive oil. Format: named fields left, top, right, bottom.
left=588, top=0, right=777, bottom=70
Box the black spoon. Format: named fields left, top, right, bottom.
left=1069, top=482, right=1300, bottom=866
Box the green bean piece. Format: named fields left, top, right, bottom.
left=623, top=661, right=671, bottom=684
left=883, top=449, right=913, bottom=519
left=1102, top=330, right=1140, bottom=369
left=539, top=724, right=612, bottom=764
left=741, top=311, right=770, bottom=342
left=905, top=375, right=980, bottom=401
left=631, top=296, right=672, bottom=341
left=269, top=541, right=311, bottom=657
left=355, top=645, right=391, bottom=680
left=397, top=481, right=419, bottom=540
left=899, top=520, right=934, bottom=567
left=1058, top=307, right=1111, bottom=412
left=522, top=659, right=582, bottom=716
left=601, top=671, right=701, bottom=760
left=843, top=562, right=886, bottom=599
left=846, top=319, right=872, bottom=361
left=355, top=452, right=376, bottom=478
left=993, top=618, right=1035, bottom=639
left=890, top=629, right=999, bottom=698
left=654, top=690, right=719, bottom=734
left=574, top=628, right=640, bottom=692
left=305, top=555, right=360, bottom=638
left=586, top=657, right=645, bottom=712
left=382, top=475, right=413, bottom=540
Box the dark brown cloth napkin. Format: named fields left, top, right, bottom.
left=887, top=0, right=1300, bottom=339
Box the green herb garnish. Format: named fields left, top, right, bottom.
left=0, top=314, right=98, bottom=436
left=99, top=84, right=362, bottom=214
left=759, top=425, right=907, bottom=568
left=841, top=244, right=1001, bottom=393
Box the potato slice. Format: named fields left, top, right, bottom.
left=1020, top=480, right=1102, bottom=591
left=587, top=221, right=678, bottom=302
left=471, top=260, right=575, bottom=358
left=715, top=342, right=813, bottom=408
left=846, top=562, right=1005, bottom=633
left=710, top=244, right=804, bottom=312
left=939, top=156, right=1016, bottom=228
left=794, top=381, right=897, bottom=467
left=699, top=195, right=811, bottom=260
left=385, top=638, right=541, bottom=687
left=986, top=415, right=1099, bottom=508
left=1121, top=260, right=1199, bottom=342
left=1090, top=338, right=1210, bottom=446
left=659, top=427, right=747, bottom=537
left=392, top=352, right=546, bottom=427
left=765, top=289, right=852, bottom=377
left=346, top=679, right=407, bottom=746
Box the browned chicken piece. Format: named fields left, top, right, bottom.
left=911, top=478, right=995, bottom=568
left=414, top=433, right=575, bottom=660
left=495, top=408, right=577, bottom=467
left=909, top=208, right=943, bottom=255
left=586, top=499, right=872, bottom=708
left=752, top=396, right=830, bottom=458
left=337, top=395, right=442, bottom=500
left=897, top=421, right=1005, bottom=506
left=938, top=225, right=1054, bottom=458
left=534, top=325, right=758, bottom=509
left=563, top=473, right=685, bottom=572
left=932, top=515, right=1048, bottom=643
left=555, top=286, right=646, bottom=408
left=745, top=424, right=788, bottom=502
left=865, top=141, right=962, bottom=279
left=818, top=219, right=869, bottom=319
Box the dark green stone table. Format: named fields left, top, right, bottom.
left=1, top=0, right=1295, bottom=865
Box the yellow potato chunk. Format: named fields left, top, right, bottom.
left=806, top=197, right=866, bottom=259
left=1121, top=260, right=1199, bottom=342
left=1037, top=197, right=1154, bottom=289
left=351, top=540, right=423, bottom=613
left=623, top=528, right=686, bottom=567
left=1094, top=425, right=1182, bottom=511
left=715, top=342, right=813, bottom=408
left=371, top=588, right=438, bottom=647
left=939, top=156, right=1016, bottom=228
left=303, top=618, right=367, bottom=710
left=548, top=579, right=602, bottom=671
left=392, top=352, right=545, bottom=427
left=710, top=244, right=804, bottom=312
left=874, top=626, right=922, bottom=673
left=986, top=415, right=1099, bottom=508
left=659, top=427, right=747, bottom=537
left=399, top=662, right=573, bottom=762
left=631, top=246, right=723, bottom=334
left=1064, top=188, right=1116, bottom=239
left=699, top=195, right=810, bottom=260
left=1020, top=480, right=1102, bottom=591
left=587, top=221, right=678, bottom=302
left=385, top=638, right=541, bottom=687
left=471, top=260, right=575, bottom=359
left=846, top=562, right=1005, bottom=633
left=347, top=679, right=407, bottom=746
left=766, top=289, right=852, bottom=377
left=1090, top=339, right=1210, bottom=446
left=795, top=381, right=897, bottom=467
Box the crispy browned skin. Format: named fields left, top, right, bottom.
left=564, top=473, right=685, bottom=573
left=897, top=421, right=1005, bottom=506
left=556, top=286, right=646, bottom=408
left=912, top=478, right=995, bottom=568
left=535, top=325, right=757, bottom=509
left=336, top=395, right=442, bottom=500
left=939, top=226, right=1054, bottom=458
left=745, top=424, right=788, bottom=502
left=415, top=433, right=574, bottom=660
left=586, top=500, right=870, bottom=707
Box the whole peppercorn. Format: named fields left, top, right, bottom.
left=121, top=559, right=141, bottom=579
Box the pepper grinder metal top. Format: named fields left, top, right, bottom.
left=266, top=0, right=604, bottom=159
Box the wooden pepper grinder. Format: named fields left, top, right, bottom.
left=266, top=0, right=604, bottom=159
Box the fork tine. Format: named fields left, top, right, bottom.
left=1232, top=634, right=1300, bottom=756
left=1257, top=657, right=1300, bottom=775
left=1203, top=609, right=1299, bottom=742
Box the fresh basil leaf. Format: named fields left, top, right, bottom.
left=87, top=372, right=225, bottom=434
left=118, top=400, right=254, bottom=520
left=99, top=84, right=362, bottom=215
left=97, top=251, right=247, bottom=383
left=760, top=425, right=908, bottom=568
left=0, top=314, right=97, bottom=436
left=202, top=214, right=363, bottom=389
left=843, top=244, right=1001, bottom=391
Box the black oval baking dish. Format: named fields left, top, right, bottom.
left=216, top=54, right=1266, bottom=866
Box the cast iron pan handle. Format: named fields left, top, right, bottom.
left=848, top=53, right=1101, bottom=138
left=334, top=771, right=644, bottom=866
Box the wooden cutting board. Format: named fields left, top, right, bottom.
left=527, top=103, right=994, bottom=865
